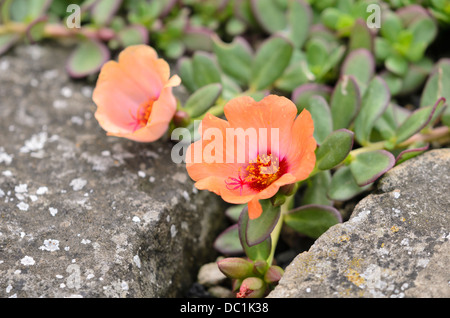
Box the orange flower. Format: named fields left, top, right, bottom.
left=93, top=45, right=181, bottom=142
left=186, top=95, right=316, bottom=219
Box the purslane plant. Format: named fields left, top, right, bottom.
left=3, top=0, right=449, bottom=298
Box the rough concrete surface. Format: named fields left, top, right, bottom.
left=0, top=44, right=225, bottom=298
left=269, top=149, right=450, bottom=298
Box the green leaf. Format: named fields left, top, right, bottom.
left=349, top=18, right=373, bottom=52
left=395, top=97, right=445, bottom=144
left=306, top=37, right=329, bottom=74
left=395, top=143, right=429, bottom=165
left=66, top=39, right=110, bottom=78
left=26, top=17, right=47, bottom=43
left=291, top=83, right=332, bottom=111
left=304, top=96, right=333, bottom=145
left=284, top=205, right=342, bottom=239
left=301, top=170, right=333, bottom=206
left=330, top=75, right=361, bottom=129
left=213, top=225, right=243, bottom=256
left=380, top=10, right=403, bottom=43
left=212, top=36, right=253, bottom=85
left=183, top=83, right=222, bottom=118
left=350, top=150, right=395, bottom=186
left=354, top=76, right=391, bottom=146
left=399, top=58, right=433, bottom=95
left=385, top=55, right=409, bottom=76
left=286, top=0, right=312, bottom=49
left=341, top=48, right=375, bottom=95
left=374, top=102, right=399, bottom=140
left=9, top=0, right=51, bottom=22
left=420, top=59, right=450, bottom=126
left=375, top=37, right=393, bottom=62
left=250, top=36, right=293, bottom=90
left=238, top=206, right=272, bottom=261
left=192, top=51, right=222, bottom=88
left=321, top=7, right=342, bottom=30
left=420, top=59, right=450, bottom=108
left=225, top=204, right=246, bottom=223
left=0, top=33, right=20, bottom=56
left=275, top=50, right=312, bottom=92
left=410, top=17, right=437, bottom=47
left=316, top=129, right=354, bottom=170
left=328, top=166, right=372, bottom=201
left=183, top=28, right=214, bottom=52
left=177, top=57, right=197, bottom=93
left=245, top=200, right=280, bottom=247
left=116, top=25, right=148, bottom=47
left=91, top=0, right=122, bottom=26
left=250, top=0, right=287, bottom=34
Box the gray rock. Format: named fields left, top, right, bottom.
left=0, top=44, right=225, bottom=298
left=268, top=149, right=450, bottom=298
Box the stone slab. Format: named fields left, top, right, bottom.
left=0, top=44, right=225, bottom=298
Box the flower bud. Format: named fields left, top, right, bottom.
left=236, top=277, right=266, bottom=298
left=253, top=260, right=268, bottom=276
left=270, top=192, right=286, bottom=207
left=173, top=110, right=191, bottom=127
left=280, top=183, right=299, bottom=196
left=264, top=265, right=284, bottom=284
left=217, top=258, right=254, bottom=279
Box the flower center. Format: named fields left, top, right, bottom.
left=225, top=153, right=287, bottom=194
left=130, top=99, right=155, bottom=132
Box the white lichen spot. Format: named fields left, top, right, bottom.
left=20, top=256, right=35, bottom=266
left=306, top=288, right=311, bottom=293
left=29, top=195, right=38, bottom=202
left=17, top=202, right=29, bottom=211
left=39, top=239, right=60, bottom=252
left=6, top=285, right=12, bottom=293
left=71, top=116, right=84, bottom=126
left=181, top=190, right=190, bottom=201
left=417, top=258, right=429, bottom=268
left=133, top=255, right=141, bottom=269
left=393, top=191, right=401, bottom=199
left=86, top=274, right=95, bottom=280
left=2, top=170, right=12, bottom=177
left=36, top=186, right=48, bottom=195
left=132, top=216, right=141, bottom=223
left=138, top=171, right=146, bottom=178
left=81, top=86, right=93, bottom=98
left=101, top=150, right=111, bottom=157
left=170, top=224, right=177, bottom=238
left=56, top=275, right=63, bottom=279
left=53, top=100, right=68, bottom=109
left=20, top=132, right=48, bottom=155
left=15, top=184, right=28, bottom=193
left=149, top=176, right=155, bottom=183
left=61, top=87, right=73, bottom=98
left=49, top=207, right=58, bottom=216
left=0, top=147, right=13, bottom=165
left=0, top=60, right=10, bottom=71
left=70, top=178, right=87, bottom=191
left=81, top=239, right=91, bottom=245
left=172, top=172, right=187, bottom=183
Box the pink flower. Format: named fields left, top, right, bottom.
left=93, top=45, right=181, bottom=142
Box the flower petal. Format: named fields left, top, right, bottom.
left=224, top=95, right=298, bottom=157
left=117, top=45, right=171, bottom=99
left=285, top=109, right=317, bottom=181
left=248, top=198, right=263, bottom=220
